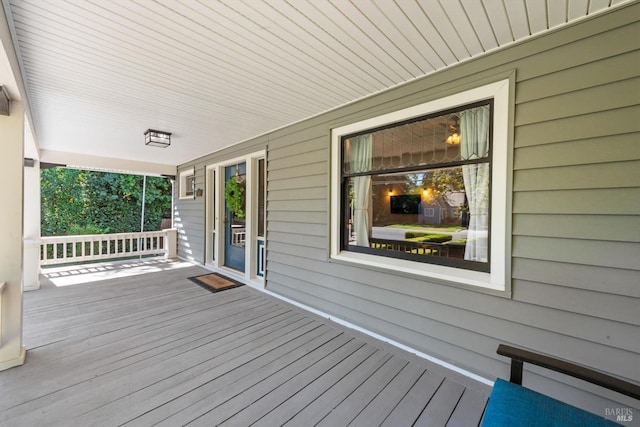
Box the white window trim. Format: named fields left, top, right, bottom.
left=330, top=79, right=511, bottom=291
left=205, top=164, right=217, bottom=266
left=179, top=168, right=195, bottom=200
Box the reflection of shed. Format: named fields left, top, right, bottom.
left=419, top=200, right=443, bottom=224
left=443, top=192, right=466, bottom=222
left=420, top=192, right=466, bottom=225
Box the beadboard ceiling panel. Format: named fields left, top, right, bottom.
left=3, top=0, right=633, bottom=167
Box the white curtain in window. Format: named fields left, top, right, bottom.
left=460, top=106, right=490, bottom=262
left=350, top=135, right=372, bottom=247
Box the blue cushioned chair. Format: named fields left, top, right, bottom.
left=482, top=345, right=640, bottom=426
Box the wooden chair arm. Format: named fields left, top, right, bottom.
left=497, top=344, right=640, bottom=400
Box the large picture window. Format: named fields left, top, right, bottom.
left=341, top=101, right=492, bottom=272
left=331, top=79, right=511, bottom=291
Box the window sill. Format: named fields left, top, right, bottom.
left=331, top=250, right=507, bottom=294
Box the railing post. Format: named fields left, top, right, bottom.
left=165, top=229, right=177, bottom=258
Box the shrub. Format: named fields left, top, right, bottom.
left=405, top=234, right=452, bottom=243
left=68, top=224, right=108, bottom=236
left=444, top=239, right=467, bottom=245
left=405, top=232, right=428, bottom=239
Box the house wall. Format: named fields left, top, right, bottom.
left=175, top=4, right=640, bottom=413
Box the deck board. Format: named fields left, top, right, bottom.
left=315, top=357, right=408, bottom=426
left=128, top=327, right=341, bottom=426
left=414, top=379, right=466, bottom=427
left=380, top=370, right=446, bottom=426
left=198, top=337, right=362, bottom=426
left=252, top=344, right=379, bottom=426
left=349, top=363, right=425, bottom=426
left=0, top=261, right=490, bottom=426
left=283, top=349, right=393, bottom=425
left=445, top=388, right=488, bottom=427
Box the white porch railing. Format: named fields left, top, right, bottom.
left=40, top=230, right=176, bottom=266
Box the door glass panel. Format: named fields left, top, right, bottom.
left=225, top=163, right=246, bottom=271
left=211, top=170, right=215, bottom=261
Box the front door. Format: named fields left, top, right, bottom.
left=224, top=163, right=246, bottom=271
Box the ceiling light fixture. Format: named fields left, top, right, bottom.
left=445, top=115, right=461, bottom=145
left=446, top=133, right=461, bottom=145
left=144, top=129, right=171, bottom=148
left=234, top=164, right=245, bottom=184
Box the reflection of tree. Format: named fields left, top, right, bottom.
left=424, top=168, right=470, bottom=219
left=405, top=168, right=466, bottom=200
left=406, top=173, right=426, bottom=189
left=426, top=168, right=465, bottom=199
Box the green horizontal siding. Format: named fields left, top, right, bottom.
left=515, top=105, right=640, bottom=147
left=513, top=188, right=640, bottom=215
left=514, top=161, right=640, bottom=191
left=514, top=134, right=640, bottom=169
left=513, top=214, right=640, bottom=242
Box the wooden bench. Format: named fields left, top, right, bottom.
left=482, top=344, right=640, bottom=426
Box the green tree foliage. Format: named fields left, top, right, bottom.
left=406, top=168, right=465, bottom=198
left=41, top=168, right=172, bottom=236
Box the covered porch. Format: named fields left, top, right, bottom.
left=1, top=0, right=638, bottom=424
left=0, top=260, right=490, bottom=426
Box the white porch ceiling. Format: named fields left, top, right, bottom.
left=4, top=0, right=633, bottom=167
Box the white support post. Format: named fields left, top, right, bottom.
left=0, top=99, right=26, bottom=370
left=23, top=148, right=41, bottom=291
left=165, top=229, right=177, bottom=259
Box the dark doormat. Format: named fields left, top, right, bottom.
left=188, top=273, right=244, bottom=293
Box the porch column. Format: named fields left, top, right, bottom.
left=165, top=228, right=177, bottom=258
left=23, top=155, right=40, bottom=291
left=0, top=100, right=26, bottom=370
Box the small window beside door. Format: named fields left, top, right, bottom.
left=179, top=169, right=195, bottom=199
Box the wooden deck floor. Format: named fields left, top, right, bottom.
left=0, top=261, right=490, bottom=426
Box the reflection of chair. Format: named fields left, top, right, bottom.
left=231, top=227, right=246, bottom=247
left=368, top=238, right=448, bottom=256
left=483, top=344, right=639, bottom=426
